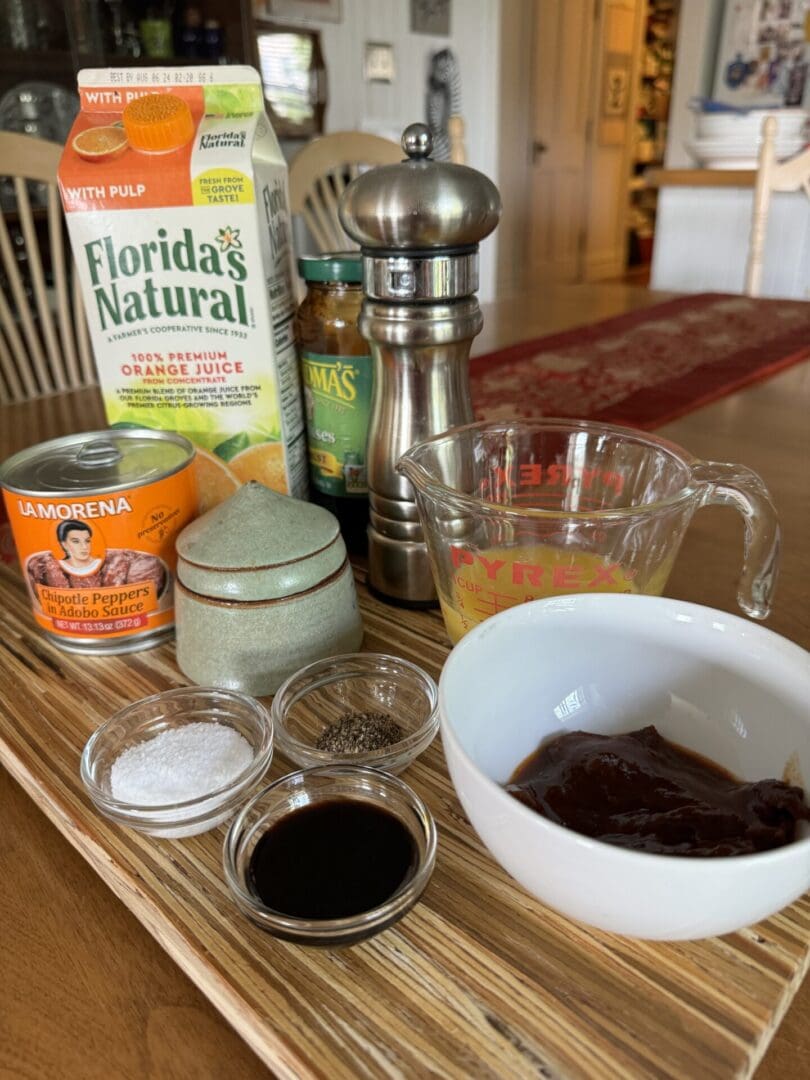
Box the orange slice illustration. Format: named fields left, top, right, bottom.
left=229, top=442, right=289, bottom=495
left=72, top=125, right=129, bottom=162
left=193, top=448, right=240, bottom=514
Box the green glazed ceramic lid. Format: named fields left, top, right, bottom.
left=176, top=481, right=346, bottom=601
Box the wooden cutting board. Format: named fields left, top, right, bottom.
left=1, top=561, right=808, bottom=1080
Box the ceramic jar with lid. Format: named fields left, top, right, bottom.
left=174, top=482, right=363, bottom=695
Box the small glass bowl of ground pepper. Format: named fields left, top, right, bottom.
left=271, top=653, right=439, bottom=774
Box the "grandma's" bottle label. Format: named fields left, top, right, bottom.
left=300, top=351, right=373, bottom=497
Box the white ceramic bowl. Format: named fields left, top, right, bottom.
left=695, top=108, right=808, bottom=139
left=439, top=594, right=810, bottom=940
left=685, top=135, right=806, bottom=169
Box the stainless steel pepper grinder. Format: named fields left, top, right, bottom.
left=338, top=123, right=501, bottom=605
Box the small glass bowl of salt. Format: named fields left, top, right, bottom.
left=80, top=687, right=273, bottom=838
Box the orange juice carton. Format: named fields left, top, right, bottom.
left=59, top=66, right=307, bottom=511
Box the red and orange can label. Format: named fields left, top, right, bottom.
left=0, top=430, right=196, bottom=653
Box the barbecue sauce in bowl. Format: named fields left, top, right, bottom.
left=507, top=725, right=810, bottom=856
left=248, top=799, right=418, bottom=918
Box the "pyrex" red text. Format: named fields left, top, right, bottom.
left=478, top=465, right=625, bottom=495
left=450, top=547, right=628, bottom=589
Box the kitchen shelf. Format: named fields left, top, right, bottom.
left=0, top=0, right=252, bottom=100
left=0, top=48, right=74, bottom=79
left=627, top=0, right=679, bottom=267
left=73, top=53, right=236, bottom=67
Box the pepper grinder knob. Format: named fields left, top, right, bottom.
left=402, top=123, right=433, bottom=160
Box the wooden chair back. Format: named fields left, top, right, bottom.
left=0, top=132, right=94, bottom=404
left=288, top=131, right=402, bottom=252
left=745, top=116, right=810, bottom=296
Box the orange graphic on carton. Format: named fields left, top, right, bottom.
left=3, top=467, right=197, bottom=642
left=62, top=113, right=195, bottom=211
left=62, top=88, right=206, bottom=211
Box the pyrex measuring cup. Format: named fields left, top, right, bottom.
left=397, top=419, right=780, bottom=644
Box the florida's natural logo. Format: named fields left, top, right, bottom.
left=83, top=226, right=249, bottom=330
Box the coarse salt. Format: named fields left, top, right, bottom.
left=110, top=722, right=254, bottom=806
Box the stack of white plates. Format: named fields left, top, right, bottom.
left=685, top=108, right=808, bottom=169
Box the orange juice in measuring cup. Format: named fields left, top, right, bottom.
left=58, top=67, right=306, bottom=512
left=437, top=543, right=674, bottom=644
left=398, top=419, right=781, bottom=644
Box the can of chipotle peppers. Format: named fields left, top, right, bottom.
left=0, top=429, right=196, bottom=654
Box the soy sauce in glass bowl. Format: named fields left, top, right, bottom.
left=223, top=764, right=437, bottom=946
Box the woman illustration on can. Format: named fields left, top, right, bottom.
left=57, top=520, right=102, bottom=577
left=27, top=518, right=167, bottom=595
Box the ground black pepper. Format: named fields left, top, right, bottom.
left=315, top=711, right=404, bottom=753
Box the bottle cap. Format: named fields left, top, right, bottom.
left=123, top=93, right=195, bottom=153
left=298, top=252, right=363, bottom=284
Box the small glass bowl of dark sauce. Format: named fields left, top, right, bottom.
left=223, top=764, right=437, bottom=946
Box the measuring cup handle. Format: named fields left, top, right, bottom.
left=691, top=460, right=781, bottom=620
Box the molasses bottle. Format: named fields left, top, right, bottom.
left=295, top=252, right=371, bottom=555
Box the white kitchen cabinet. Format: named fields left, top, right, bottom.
left=651, top=184, right=810, bottom=298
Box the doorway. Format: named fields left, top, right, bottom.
left=529, top=0, right=599, bottom=282
left=497, top=0, right=649, bottom=291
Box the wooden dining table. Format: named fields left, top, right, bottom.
left=1, top=283, right=809, bottom=1079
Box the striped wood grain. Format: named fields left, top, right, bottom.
left=0, top=560, right=808, bottom=1080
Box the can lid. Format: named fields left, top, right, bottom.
left=298, top=252, right=363, bottom=284
left=0, top=429, right=195, bottom=496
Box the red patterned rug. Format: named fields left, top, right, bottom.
left=470, top=293, right=810, bottom=429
